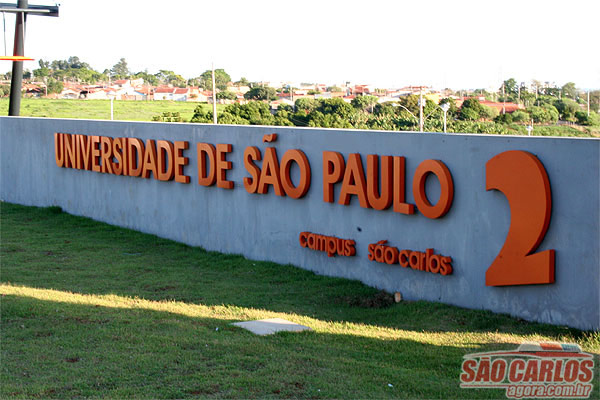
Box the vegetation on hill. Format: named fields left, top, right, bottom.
left=189, top=96, right=599, bottom=137
left=1, top=55, right=598, bottom=137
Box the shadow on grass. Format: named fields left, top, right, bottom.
left=0, top=202, right=596, bottom=343
left=2, top=292, right=547, bottom=400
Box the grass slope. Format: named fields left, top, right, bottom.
left=0, top=98, right=220, bottom=122
left=1, top=202, right=598, bottom=399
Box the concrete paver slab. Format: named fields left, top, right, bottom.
left=232, top=318, right=312, bottom=335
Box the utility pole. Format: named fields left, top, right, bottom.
left=1, top=1, right=59, bottom=116
left=8, top=0, right=27, bottom=116
left=587, top=91, right=590, bottom=117
left=211, top=63, right=217, bottom=124
left=419, top=87, right=424, bottom=132
left=502, top=82, right=506, bottom=114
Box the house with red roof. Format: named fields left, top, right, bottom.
left=154, top=86, right=175, bottom=101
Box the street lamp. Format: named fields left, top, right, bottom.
left=392, top=103, right=419, bottom=123
left=526, top=124, right=533, bottom=136
left=440, top=102, right=450, bottom=133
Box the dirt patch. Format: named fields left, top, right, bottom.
left=336, top=290, right=395, bottom=308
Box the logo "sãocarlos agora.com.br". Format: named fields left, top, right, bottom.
left=460, top=342, right=595, bottom=398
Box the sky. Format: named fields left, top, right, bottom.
left=3, top=0, right=600, bottom=90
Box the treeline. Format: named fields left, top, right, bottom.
left=1, top=56, right=246, bottom=92
left=190, top=94, right=599, bottom=134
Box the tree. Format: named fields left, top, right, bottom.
left=133, top=70, right=159, bottom=86
left=217, top=90, right=237, bottom=100
left=47, top=78, right=63, bottom=94
left=190, top=106, right=213, bottom=123
left=588, top=90, right=600, bottom=113
left=0, top=84, right=10, bottom=97
left=494, top=113, right=513, bottom=124
left=439, top=98, right=458, bottom=117
left=561, top=82, right=577, bottom=99
left=33, top=59, right=50, bottom=79
left=373, top=102, right=397, bottom=118
left=397, top=95, right=419, bottom=116
left=479, top=105, right=499, bottom=120
left=527, top=105, right=559, bottom=124
left=154, top=70, right=185, bottom=86
left=459, top=98, right=483, bottom=120
left=221, top=102, right=274, bottom=125
left=460, top=107, right=480, bottom=121
left=51, top=59, right=69, bottom=70
left=520, top=91, right=536, bottom=107
left=199, top=69, right=231, bottom=91
left=295, top=98, right=318, bottom=113
left=67, top=56, right=89, bottom=69
left=531, top=80, right=544, bottom=96
left=351, top=95, right=378, bottom=112
left=244, top=86, right=277, bottom=101
left=554, top=99, right=580, bottom=122
left=511, top=110, right=530, bottom=123
left=111, top=58, right=130, bottom=79
left=575, top=111, right=600, bottom=126
left=501, top=78, right=518, bottom=97
left=327, top=86, right=342, bottom=92
left=234, top=77, right=249, bottom=86
left=317, top=98, right=355, bottom=120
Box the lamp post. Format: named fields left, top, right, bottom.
left=526, top=123, right=533, bottom=136
left=392, top=103, right=419, bottom=124
left=440, top=102, right=450, bottom=133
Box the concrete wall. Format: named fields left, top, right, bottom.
left=1, top=116, right=598, bottom=330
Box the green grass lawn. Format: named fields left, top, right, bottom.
left=0, top=98, right=222, bottom=122
left=1, top=202, right=598, bottom=399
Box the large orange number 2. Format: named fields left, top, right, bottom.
left=485, top=150, right=555, bottom=286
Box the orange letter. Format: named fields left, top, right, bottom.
left=174, top=141, right=190, bottom=183
left=74, top=135, right=84, bottom=169
left=141, top=139, right=158, bottom=179
left=216, top=143, right=234, bottom=189
left=90, top=135, right=101, bottom=172
left=412, top=159, right=454, bottom=219
left=257, top=147, right=283, bottom=195
left=112, top=138, right=124, bottom=175
left=280, top=149, right=311, bottom=199
left=64, top=134, right=77, bottom=169
left=299, top=232, right=309, bottom=247
left=243, top=146, right=261, bottom=193
left=127, top=138, right=144, bottom=177
left=157, top=140, right=174, bottom=181
left=399, top=250, right=410, bottom=267
left=367, top=154, right=393, bottom=210
left=197, top=143, right=216, bottom=186
left=100, top=136, right=114, bottom=174
left=339, top=153, right=368, bottom=208
left=440, top=256, right=453, bottom=275
left=78, top=135, right=92, bottom=171
left=322, top=151, right=345, bottom=203
left=393, top=156, right=415, bottom=214
left=54, top=133, right=64, bottom=167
